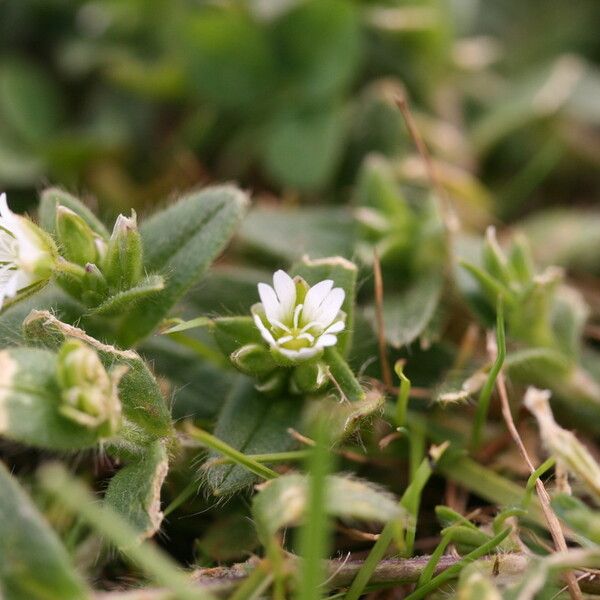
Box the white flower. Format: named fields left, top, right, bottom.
left=252, top=270, right=346, bottom=363
left=0, top=193, right=56, bottom=309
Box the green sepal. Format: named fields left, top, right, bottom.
left=213, top=316, right=263, bottom=357
left=230, top=343, right=277, bottom=377
left=39, top=187, right=109, bottom=239
left=56, top=205, right=100, bottom=266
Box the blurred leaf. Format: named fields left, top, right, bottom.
left=366, top=273, right=443, bottom=349
left=263, top=105, right=346, bottom=190
left=252, top=473, right=403, bottom=538
left=105, top=440, right=169, bottom=540
left=522, top=209, right=600, bottom=275
left=182, top=9, right=276, bottom=110
left=239, top=206, right=356, bottom=262
left=292, top=255, right=357, bottom=356
left=118, top=185, right=248, bottom=345
left=142, top=336, right=235, bottom=421
left=0, top=135, right=44, bottom=185
left=0, top=462, right=91, bottom=600
left=203, top=379, right=303, bottom=496
left=196, top=513, right=259, bottom=562
left=0, top=57, right=63, bottom=146
left=270, top=0, right=361, bottom=101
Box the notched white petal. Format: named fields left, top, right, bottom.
left=314, top=287, right=345, bottom=327
left=258, top=282, right=281, bottom=323
left=273, top=269, right=296, bottom=314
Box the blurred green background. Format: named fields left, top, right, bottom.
left=0, top=0, right=599, bottom=221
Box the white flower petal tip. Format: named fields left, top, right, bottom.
left=252, top=270, right=347, bottom=363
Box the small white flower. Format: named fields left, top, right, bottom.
left=252, top=270, right=346, bottom=363
left=0, top=193, right=56, bottom=309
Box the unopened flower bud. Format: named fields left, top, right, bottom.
left=291, top=360, right=329, bottom=394
left=56, top=205, right=100, bottom=266
left=56, top=339, right=123, bottom=436
left=230, top=343, right=277, bottom=377
left=103, top=211, right=143, bottom=291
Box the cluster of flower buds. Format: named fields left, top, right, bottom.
left=54, top=206, right=144, bottom=306
left=219, top=270, right=346, bottom=395
left=0, top=191, right=156, bottom=314
left=354, top=156, right=445, bottom=273
left=56, top=339, right=123, bottom=437
left=464, top=226, right=567, bottom=350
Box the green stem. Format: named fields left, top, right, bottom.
left=186, top=424, right=278, bottom=480
left=296, top=420, right=335, bottom=600
left=404, top=528, right=511, bottom=600
left=210, top=450, right=310, bottom=466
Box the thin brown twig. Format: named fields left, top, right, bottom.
left=394, top=92, right=456, bottom=237
left=373, top=250, right=393, bottom=389
left=91, top=553, right=600, bottom=599
left=496, top=371, right=582, bottom=600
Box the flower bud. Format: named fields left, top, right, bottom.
left=230, top=343, right=277, bottom=377
left=291, top=360, right=329, bottom=394
left=55, top=205, right=100, bottom=266
left=56, top=339, right=123, bottom=436
left=103, top=211, right=143, bottom=291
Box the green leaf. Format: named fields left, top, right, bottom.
left=89, top=275, right=165, bottom=317
left=0, top=462, right=91, bottom=600
left=270, top=0, right=361, bottom=101
left=291, top=255, right=358, bottom=356
left=182, top=10, right=276, bottom=110
left=367, top=273, right=443, bottom=349
left=0, top=57, right=63, bottom=146
left=0, top=347, right=107, bottom=450
left=252, top=473, right=403, bottom=539
left=23, top=311, right=173, bottom=440
left=39, top=187, right=109, bottom=239
left=239, top=206, right=356, bottom=262
left=104, top=440, right=169, bottom=540
left=0, top=285, right=82, bottom=347
left=118, top=185, right=248, bottom=345
left=263, top=105, right=346, bottom=190
left=203, top=379, right=303, bottom=496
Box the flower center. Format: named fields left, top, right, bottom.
left=268, top=303, right=324, bottom=350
